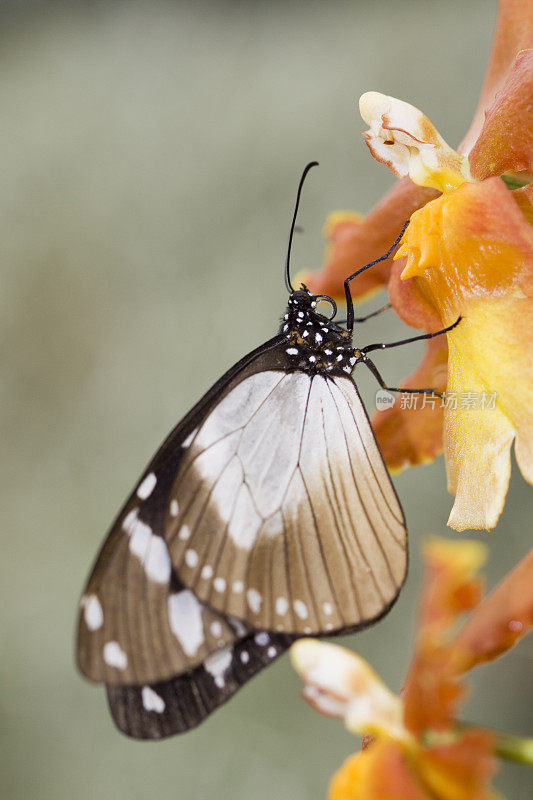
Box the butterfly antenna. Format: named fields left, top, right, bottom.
left=285, top=161, right=319, bottom=293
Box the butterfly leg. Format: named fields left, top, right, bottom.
left=359, top=356, right=444, bottom=398
left=360, top=316, right=461, bottom=355
left=344, top=221, right=409, bottom=333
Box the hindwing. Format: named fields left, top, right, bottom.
left=106, top=631, right=292, bottom=739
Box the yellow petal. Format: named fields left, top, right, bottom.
left=359, top=92, right=472, bottom=192
left=395, top=178, right=533, bottom=530
left=290, top=640, right=408, bottom=741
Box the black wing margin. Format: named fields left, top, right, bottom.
left=106, top=631, right=292, bottom=739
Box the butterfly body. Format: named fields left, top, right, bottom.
left=280, top=288, right=357, bottom=375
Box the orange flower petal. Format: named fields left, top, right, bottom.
left=388, top=256, right=442, bottom=330
left=417, top=731, right=496, bottom=800
left=397, top=178, right=533, bottom=530
left=329, top=741, right=432, bottom=800
left=460, top=0, right=533, bottom=155
left=468, top=49, right=533, bottom=180
left=372, top=336, right=447, bottom=472
left=298, top=177, right=439, bottom=302
left=403, top=539, right=486, bottom=735
left=456, top=547, right=533, bottom=669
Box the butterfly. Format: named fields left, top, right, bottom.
left=77, top=162, right=458, bottom=739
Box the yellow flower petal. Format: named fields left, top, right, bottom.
left=395, top=178, right=533, bottom=530
left=359, top=92, right=472, bottom=192
left=290, top=640, right=408, bottom=741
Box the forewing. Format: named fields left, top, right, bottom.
left=77, top=442, right=244, bottom=686
left=106, top=631, right=292, bottom=739
left=166, top=371, right=407, bottom=635
left=77, top=336, right=286, bottom=686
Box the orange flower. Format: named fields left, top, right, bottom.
left=300, top=0, right=533, bottom=530
left=397, top=179, right=533, bottom=530
left=291, top=539, right=533, bottom=800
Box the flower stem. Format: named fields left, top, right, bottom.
left=457, top=722, right=533, bottom=765
left=492, top=730, right=533, bottom=766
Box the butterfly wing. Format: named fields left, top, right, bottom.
left=165, top=369, right=407, bottom=635
left=76, top=336, right=287, bottom=686
left=106, top=631, right=292, bottom=739
left=76, top=461, right=242, bottom=686
left=77, top=329, right=406, bottom=736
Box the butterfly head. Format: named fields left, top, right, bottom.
left=280, top=285, right=357, bottom=375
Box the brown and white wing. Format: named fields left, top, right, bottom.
left=106, top=630, right=292, bottom=739
left=77, top=450, right=245, bottom=686
left=165, top=370, right=407, bottom=635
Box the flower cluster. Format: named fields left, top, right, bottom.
left=299, top=0, right=533, bottom=530
left=291, top=539, right=533, bottom=800
left=289, top=5, right=533, bottom=796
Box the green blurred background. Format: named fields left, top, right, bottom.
left=1, top=1, right=531, bottom=798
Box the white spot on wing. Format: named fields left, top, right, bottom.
left=204, top=646, right=233, bottom=688
left=246, top=589, right=262, bottom=614
left=323, top=602, right=333, bottom=616
left=103, top=641, right=127, bottom=670
left=275, top=597, right=288, bottom=616
left=229, top=616, right=247, bottom=638
left=144, top=536, right=171, bottom=583
left=82, top=595, right=103, bottom=631
left=185, top=549, right=198, bottom=568
left=240, top=650, right=250, bottom=664
left=254, top=632, right=269, bottom=646
left=179, top=525, right=191, bottom=541
left=128, top=515, right=152, bottom=559
left=137, top=472, right=157, bottom=500
left=123, top=509, right=169, bottom=584
left=170, top=499, right=179, bottom=517
left=232, top=580, right=244, bottom=594
left=168, top=591, right=204, bottom=656
left=201, top=565, right=213, bottom=580
left=210, top=621, right=223, bottom=638
left=213, top=577, right=226, bottom=593
left=141, top=686, right=165, bottom=713
left=294, top=600, right=308, bottom=620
